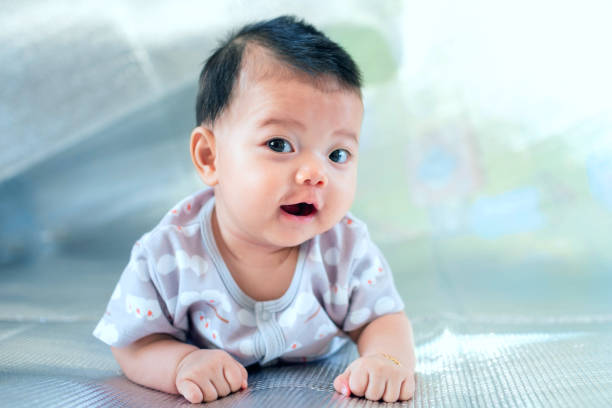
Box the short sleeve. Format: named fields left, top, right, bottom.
left=341, top=227, right=405, bottom=332
left=92, top=240, right=187, bottom=348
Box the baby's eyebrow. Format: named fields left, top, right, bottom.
left=258, top=117, right=358, bottom=143
left=258, top=117, right=305, bottom=130
left=334, top=130, right=359, bottom=144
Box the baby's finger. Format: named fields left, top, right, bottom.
left=399, top=377, right=416, bottom=401
left=382, top=376, right=401, bottom=403
left=333, top=370, right=351, bottom=396
left=239, top=363, right=248, bottom=389
left=176, top=379, right=203, bottom=404
left=223, top=363, right=244, bottom=393
left=364, top=373, right=385, bottom=401
left=211, top=372, right=232, bottom=398
left=200, top=379, right=219, bottom=403
left=348, top=369, right=369, bottom=397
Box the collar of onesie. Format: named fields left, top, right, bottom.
left=198, top=195, right=309, bottom=313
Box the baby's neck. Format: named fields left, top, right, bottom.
left=211, top=206, right=297, bottom=274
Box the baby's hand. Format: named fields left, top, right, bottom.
left=333, top=353, right=415, bottom=403
left=175, top=349, right=248, bottom=403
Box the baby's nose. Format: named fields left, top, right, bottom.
left=295, top=160, right=327, bottom=187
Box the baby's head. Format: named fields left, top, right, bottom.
left=190, top=15, right=364, bottom=249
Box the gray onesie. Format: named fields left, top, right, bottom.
left=93, top=188, right=405, bottom=366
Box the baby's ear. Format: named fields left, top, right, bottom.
left=190, top=126, right=218, bottom=186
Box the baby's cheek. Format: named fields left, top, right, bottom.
left=330, top=183, right=356, bottom=223
left=338, top=172, right=358, bottom=203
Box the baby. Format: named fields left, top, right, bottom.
left=93, top=15, right=416, bottom=404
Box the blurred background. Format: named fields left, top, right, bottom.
left=2, top=0, right=612, bottom=406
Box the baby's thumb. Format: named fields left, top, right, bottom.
left=333, top=370, right=351, bottom=397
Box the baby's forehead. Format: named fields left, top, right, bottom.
left=212, top=43, right=363, bottom=133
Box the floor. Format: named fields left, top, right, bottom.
left=2, top=223, right=612, bottom=406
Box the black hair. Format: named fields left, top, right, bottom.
left=195, top=15, right=362, bottom=126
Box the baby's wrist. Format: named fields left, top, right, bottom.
left=380, top=353, right=402, bottom=366
left=366, top=352, right=403, bottom=367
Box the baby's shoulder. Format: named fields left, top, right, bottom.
left=132, top=188, right=213, bottom=258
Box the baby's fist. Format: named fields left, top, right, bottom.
left=175, top=349, right=247, bottom=403
left=333, top=353, right=415, bottom=403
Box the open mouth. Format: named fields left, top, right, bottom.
left=280, top=202, right=317, bottom=217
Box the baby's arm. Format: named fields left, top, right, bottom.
left=333, top=311, right=416, bottom=402
left=111, top=333, right=248, bottom=403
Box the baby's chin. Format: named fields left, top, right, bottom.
left=270, top=231, right=318, bottom=249
left=272, top=217, right=341, bottom=248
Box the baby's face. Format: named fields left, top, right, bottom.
left=206, top=70, right=363, bottom=249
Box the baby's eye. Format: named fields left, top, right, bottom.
left=267, top=138, right=293, bottom=153
left=329, top=149, right=350, bottom=163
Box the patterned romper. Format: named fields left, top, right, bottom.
left=93, top=188, right=405, bottom=366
